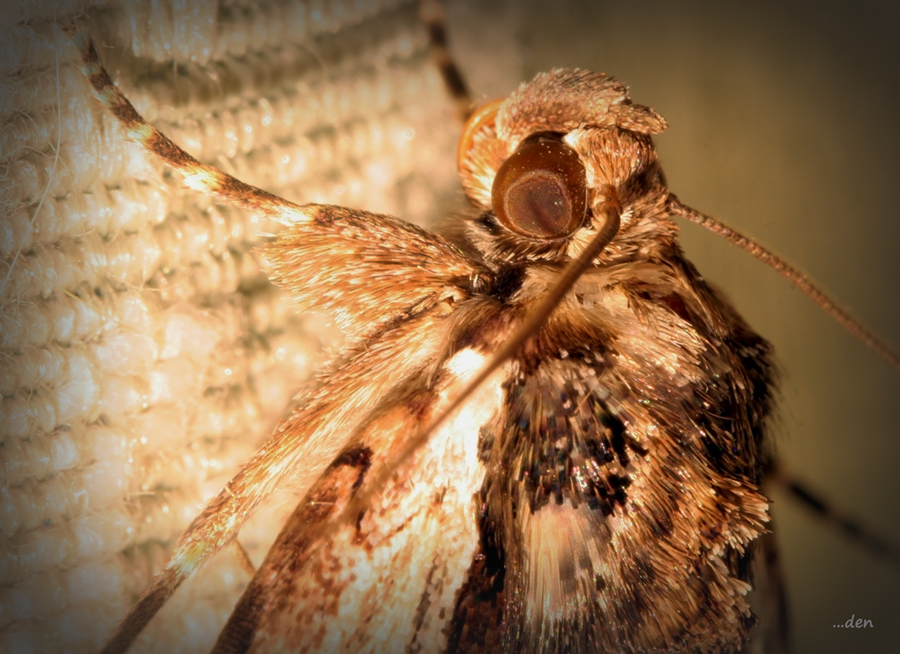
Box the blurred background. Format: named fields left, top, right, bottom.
left=1, top=1, right=898, bottom=652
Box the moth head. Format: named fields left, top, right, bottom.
left=458, top=69, right=672, bottom=264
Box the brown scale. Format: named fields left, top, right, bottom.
left=66, top=11, right=900, bottom=654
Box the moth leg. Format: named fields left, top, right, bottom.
left=67, top=26, right=303, bottom=220
left=69, top=25, right=481, bottom=341
left=744, top=522, right=791, bottom=654
left=231, top=539, right=256, bottom=577
left=750, top=459, right=900, bottom=652
left=96, top=305, right=454, bottom=654
left=420, top=0, right=473, bottom=121
left=769, top=463, right=900, bottom=564
left=66, top=23, right=484, bottom=654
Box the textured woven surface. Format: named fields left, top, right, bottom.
left=3, top=2, right=900, bottom=654
left=0, top=1, right=464, bottom=651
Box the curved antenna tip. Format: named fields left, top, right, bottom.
left=667, top=194, right=900, bottom=372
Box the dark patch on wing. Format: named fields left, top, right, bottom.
left=498, top=359, right=645, bottom=515
left=332, top=445, right=374, bottom=490
left=691, top=326, right=774, bottom=484
left=744, top=529, right=790, bottom=654
left=450, top=353, right=649, bottom=652
left=446, top=485, right=507, bottom=654
left=449, top=310, right=771, bottom=653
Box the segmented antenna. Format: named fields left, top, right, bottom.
left=667, top=195, right=900, bottom=372
left=420, top=0, right=473, bottom=122
left=66, top=26, right=304, bottom=226
left=65, top=24, right=313, bottom=654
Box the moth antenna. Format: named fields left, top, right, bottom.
left=420, top=0, right=473, bottom=122
left=66, top=25, right=308, bottom=228
left=667, top=195, right=900, bottom=371
left=337, top=203, right=622, bottom=536
left=66, top=24, right=331, bottom=653
left=750, top=529, right=791, bottom=654
left=769, top=463, right=900, bottom=565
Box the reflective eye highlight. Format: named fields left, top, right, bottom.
left=491, top=137, right=587, bottom=239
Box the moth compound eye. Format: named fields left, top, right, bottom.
left=491, top=137, right=587, bottom=239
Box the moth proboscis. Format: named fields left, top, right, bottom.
left=67, top=16, right=900, bottom=654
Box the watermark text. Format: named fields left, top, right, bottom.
left=833, top=615, right=874, bottom=629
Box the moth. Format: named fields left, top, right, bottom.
left=67, top=12, right=899, bottom=654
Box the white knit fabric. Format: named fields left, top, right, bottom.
left=0, top=1, right=462, bottom=651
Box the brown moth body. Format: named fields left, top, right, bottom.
left=221, top=70, right=775, bottom=653
left=71, top=25, right=782, bottom=654
left=437, top=72, right=775, bottom=651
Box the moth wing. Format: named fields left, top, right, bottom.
left=264, top=205, right=480, bottom=340
left=451, top=350, right=769, bottom=654
left=211, top=347, right=508, bottom=654
left=100, top=300, right=467, bottom=653
left=71, top=27, right=481, bottom=343
left=74, top=31, right=493, bottom=652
